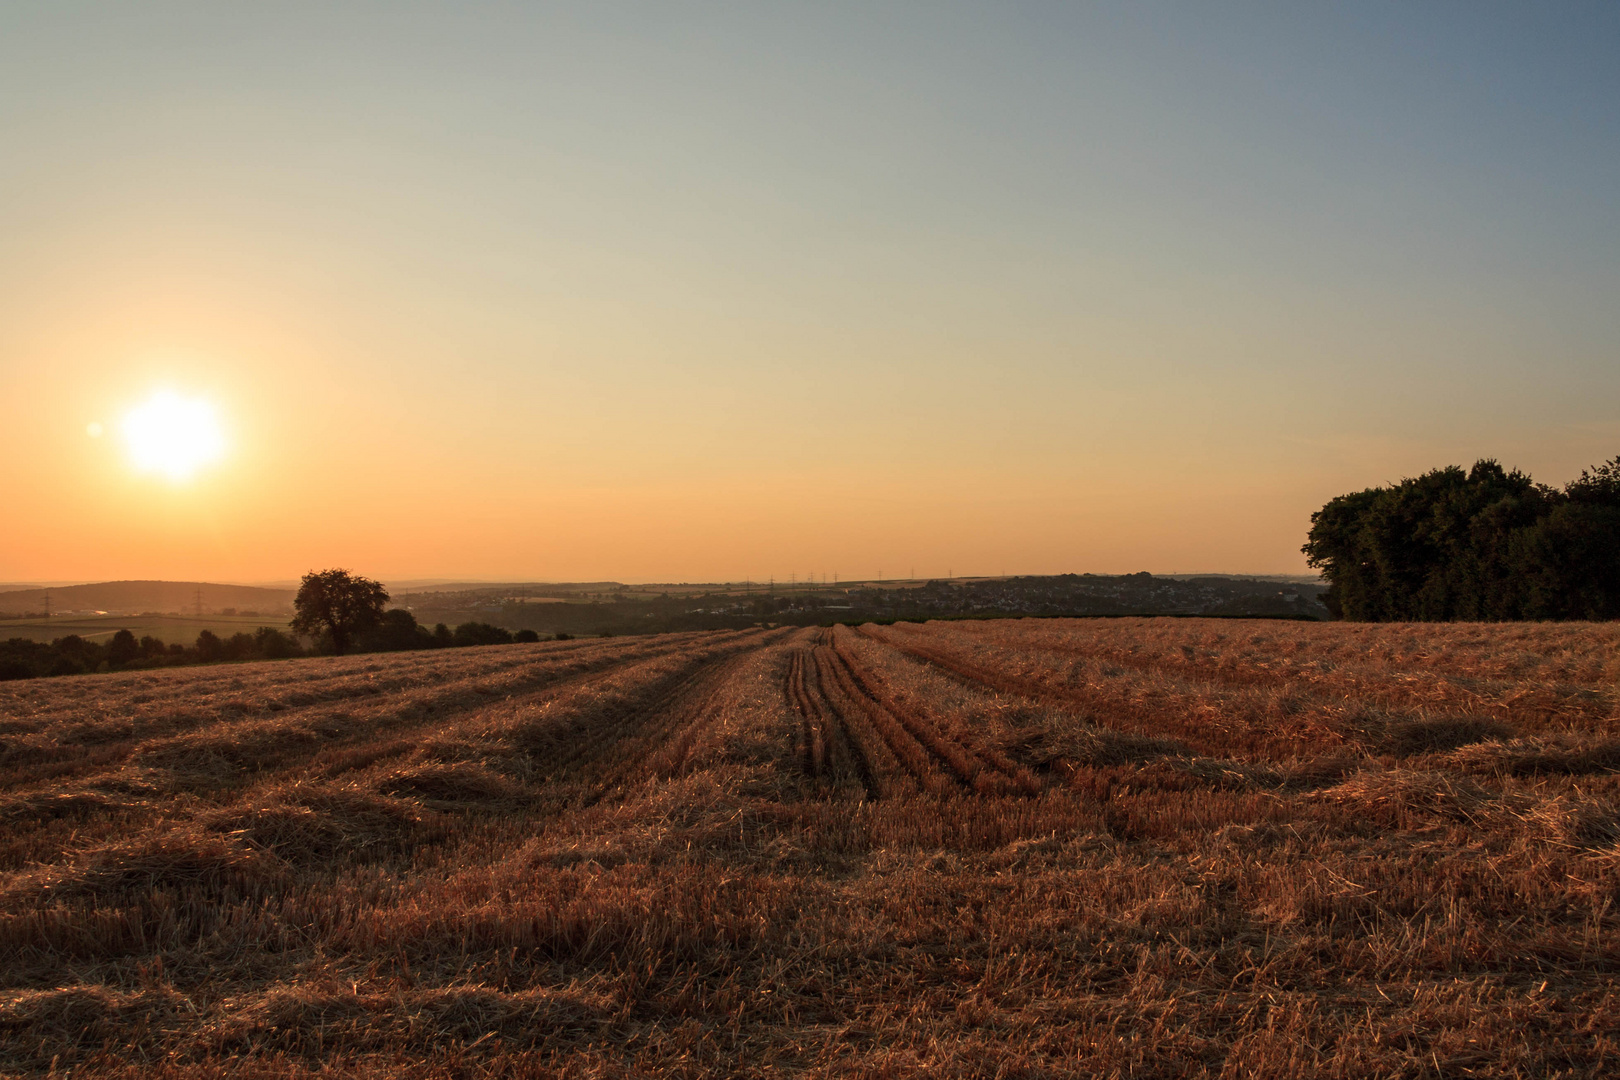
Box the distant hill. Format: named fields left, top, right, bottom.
left=389, top=581, right=627, bottom=597
left=0, top=580, right=295, bottom=617
left=0, top=582, right=93, bottom=592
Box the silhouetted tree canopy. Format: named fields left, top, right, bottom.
left=1304, top=457, right=1620, bottom=621
left=356, top=608, right=435, bottom=652
left=291, top=569, right=390, bottom=654
left=106, top=628, right=139, bottom=667
left=224, top=631, right=257, bottom=660
left=452, top=621, right=514, bottom=647
left=254, top=626, right=301, bottom=659
left=2, top=622, right=312, bottom=681
left=194, top=630, right=226, bottom=662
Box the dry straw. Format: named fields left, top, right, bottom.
left=1, top=617, right=1617, bottom=1076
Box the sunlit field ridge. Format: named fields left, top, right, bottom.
left=1, top=618, right=1617, bottom=1077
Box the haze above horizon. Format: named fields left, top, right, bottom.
left=3, top=3, right=1617, bottom=584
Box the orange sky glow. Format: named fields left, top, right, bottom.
left=3, top=7, right=1617, bottom=585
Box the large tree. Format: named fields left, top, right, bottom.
left=1304, top=457, right=1620, bottom=621
left=291, top=569, right=390, bottom=654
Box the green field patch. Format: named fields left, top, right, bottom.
left=0, top=613, right=290, bottom=645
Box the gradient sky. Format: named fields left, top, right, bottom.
left=3, top=2, right=1618, bottom=584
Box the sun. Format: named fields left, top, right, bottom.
left=122, top=390, right=226, bottom=481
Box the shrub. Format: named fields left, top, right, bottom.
left=195, top=630, right=225, bottom=663
left=452, top=622, right=514, bottom=647
left=357, top=609, right=433, bottom=652
left=254, top=626, right=302, bottom=659
left=224, top=632, right=258, bottom=661
left=106, top=629, right=139, bottom=667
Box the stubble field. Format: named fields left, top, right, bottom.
left=1, top=618, right=1618, bottom=1078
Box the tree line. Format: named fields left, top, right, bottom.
left=0, top=570, right=552, bottom=681
left=1304, top=457, right=1620, bottom=621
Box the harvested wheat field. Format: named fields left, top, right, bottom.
left=2, top=618, right=1619, bottom=1078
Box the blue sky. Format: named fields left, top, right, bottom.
left=2, top=3, right=1616, bottom=581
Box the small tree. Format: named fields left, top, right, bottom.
left=452, top=621, right=514, bottom=647
left=254, top=625, right=301, bottom=659
left=357, top=608, right=432, bottom=652
left=107, top=628, right=140, bottom=667
left=223, top=632, right=257, bottom=661
left=195, top=630, right=225, bottom=662
left=291, top=569, right=390, bottom=655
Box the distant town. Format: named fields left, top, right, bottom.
left=0, top=572, right=1327, bottom=644
left=394, top=572, right=1330, bottom=636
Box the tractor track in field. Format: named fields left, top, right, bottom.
left=828, top=632, right=1038, bottom=796
left=852, top=623, right=1309, bottom=759
left=785, top=628, right=1038, bottom=798
left=860, top=622, right=1110, bottom=708
left=2, top=635, right=647, bottom=739
left=887, top=621, right=1620, bottom=731
left=580, top=631, right=794, bottom=802
left=300, top=637, right=763, bottom=791
left=924, top=622, right=1600, bottom=724
left=502, top=628, right=790, bottom=804
left=860, top=623, right=1603, bottom=756
left=0, top=635, right=790, bottom=876
left=1, top=634, right=788, bottom=861
left=786, top=649, right=824, bottom=778
left=1, top=634, right=748, bottom=802
left=155, top=635, right=732, bottom=785
left=786, top=630, right=876, bottom=797
left=852, top=624, right=1163, bottom=749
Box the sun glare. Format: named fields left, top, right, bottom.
left=122, top=390, right=226, bottom=481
